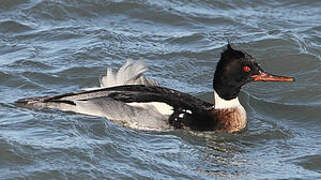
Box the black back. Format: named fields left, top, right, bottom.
left=45, top=85, right=217, bottom=131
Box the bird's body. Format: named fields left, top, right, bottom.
left=15, top=44, right=294, bottom=133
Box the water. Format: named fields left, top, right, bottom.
left=1, top=0, right=321, bottom=179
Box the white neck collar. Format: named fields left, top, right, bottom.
left=214, top=90, right=241, bottom=109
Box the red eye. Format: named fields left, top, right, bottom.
left=243, top=66, right=251, bottom=72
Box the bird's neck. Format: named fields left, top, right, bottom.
left=213, top=90, right=241, bottom=109
left=211, top=90, right=247, bottom=133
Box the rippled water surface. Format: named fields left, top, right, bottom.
left=1, top=0, right=321, bottom=179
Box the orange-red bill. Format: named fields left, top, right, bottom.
left=251, top=72, right=295, bottom=82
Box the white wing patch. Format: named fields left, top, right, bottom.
left=126, top=102, right=174, bottom=116
left=178, top=113, right=184, bottom=118
left=185, top=109, right=192, bottom=114
left=177, top=109, right=192, bottom=119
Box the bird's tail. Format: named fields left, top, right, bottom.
left=84, top=59, right=159, bottom=91
left=15, top=60, right=159, bottom=110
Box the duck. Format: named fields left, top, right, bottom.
left=15, top=44, right=294, bottom=133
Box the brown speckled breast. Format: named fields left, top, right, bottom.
left=210, top=106, right=247, bottom=133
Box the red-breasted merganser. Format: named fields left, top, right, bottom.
left=15, top=44, right=294, bottom=133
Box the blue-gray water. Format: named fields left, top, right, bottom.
left=1, top=0, right=321, bottom=179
